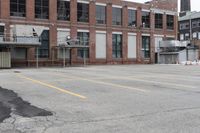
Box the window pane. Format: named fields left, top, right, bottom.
left=35, top=0, right=49, bottom=19
left=167, top=15, right=174, bottom=30
left=112, top=7, right=122, bottom=25
left=112, top=34, right=122, bottom=58
left=155, top=13, right=163, bottom=29
left=142, top=36, right=150, bottom=58
left=57, top=0, right=70, bottom=21
left=77, top=32, right=89, bottom=58
left=128, top=9, right=137, bottom=27
left=142, top=11, right=150, bottom=28
left=77, top=3, right=89, bottom=22
left=96, top=5, right=106, bottom=24
left=0, top=26, right=4, bottom=35
left=37, top=30, right=49, bottom=58
left=10, top=0, right=26, bottom=17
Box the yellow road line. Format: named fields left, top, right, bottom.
left=78, top=78, right=148, bottom=93
left=96, top=75, right=196, bottom=89
left=16, top=74, right=87, bottom=99
left=51, top=73, right=148, bottom=93
left=121, top=76, right=197, bottom=89
left=67, top=70, right=197, bottom=89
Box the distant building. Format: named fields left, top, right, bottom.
left=180, top=0, right=191, bottom=12
left=180, top=0, right=191, bottom=17
left=178, top=12, right=200, bottom=59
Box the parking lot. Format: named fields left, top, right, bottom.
left=0, top=65, right=200, bottom=133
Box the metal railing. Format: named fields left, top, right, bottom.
left=0, top=34, right=40, bottom=45
left=159, top=40, right=190, bottom=48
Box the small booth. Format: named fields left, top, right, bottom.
left=158, top=40, right=199, bottom=64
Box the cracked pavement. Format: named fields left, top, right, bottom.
left=0, top=65, right=200, bottom=133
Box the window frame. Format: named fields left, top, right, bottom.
left=141, top=11, right=150, bottom=28
left=142, top=36, right=150, bottom=59
left=112, top=7, right=122, bottom=26
left=77, top=3, right=89, bottom=23
left=35, top=0, right=49, bottom=19
left=155, top=13, right=163, bottom=29
left=167, top=15, right=174, bottom=30
left=128, top=9, right=137, bottom=27
left=96, top=5, right=106, bottom=24
left=77, top=32, right=90, bottom=58
left=57, top=0, right=70, bottom=21
left=0, top=26, right=4, bottom=36
left=112, top=34, right=122, bottom=58
left=10, top=0, right=26, bottom=17
left=37, top=30, right=49, bottom=58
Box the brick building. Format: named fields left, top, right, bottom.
left=0, top=0, right=178, bottom=67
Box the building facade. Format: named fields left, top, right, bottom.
left=0, top=0, right=178, bottom=67
left=179, top=11, right=200, bottom=58
left=180, top=0, right=191, bottom=12
left=180, top=0, right=191, bottom=17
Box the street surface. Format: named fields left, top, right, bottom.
left=0, top=65, right=200, bottom=133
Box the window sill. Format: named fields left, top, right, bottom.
left=10, top=16, right=26, bottom=19
left=166, top=29, right=174, bottom=31
left=35, top=18, right=49, bottom=22
left=57, top=20, right=70, bottom=22
left=112, top=25, right=122, bottom=27
left=155, top=28, right=164, bottom=30
left=77, top=22, right=89, bottom=24
left=128, top=26, right=137, bottom=28
left=96, top=24, right=106, bottom=26
left=77, top=57, right=89, bottom=59
left=142, top=28, right=150, bottom=30
left=144, top=58, right=150, bottom=60
left=112, top=58, right=123, bottom=60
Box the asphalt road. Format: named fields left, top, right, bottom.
left=0, top=65, right=200, bottom=133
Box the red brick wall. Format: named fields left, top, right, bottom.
left=0, top=0, right=178, bottom=66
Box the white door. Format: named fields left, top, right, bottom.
left=128, top=34, right=137, bottom=58
left=155, top=37, right=163, bottom=53
left=96, top=33, right=106, bottom=59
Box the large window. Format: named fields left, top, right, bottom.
left=128, top=9, right=136, bottom=27
left=112, top=34, right=122, bottom=58
left=57, top=0, right=70, bottom=21
left=155, top=13, right=163, bottom=29
left=0, top=26, right=4, bottom=42
left=77, top=32, right=89, bottom=58
left=96, top=5, right=106, bottom=24
left=10, top=0, right=26, bottom=17
left=35, top=0, right=49, bottom=19
left=112, top=7, right=122, bottom=25
left=0, top=26, right=4, bottom=36
left=142, top=36, right=150, bottom=58
left=38, top=30, right=49, bottom=58
left=77, top=3, right=89, bottom=22
left=142, top=11, right=150, bottom=28
left=167, top=15, right=174, bottom=30
left=179, top=22, right=189, bottom=30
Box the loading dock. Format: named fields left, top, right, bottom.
left=0, top=34, right=41, bottom=68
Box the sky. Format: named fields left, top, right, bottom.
left=127, top=0, right=199, bottom=12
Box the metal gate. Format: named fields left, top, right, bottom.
left=0, top=52, right=11, bottom=68
left=160, top=54, right=178, bottom=64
